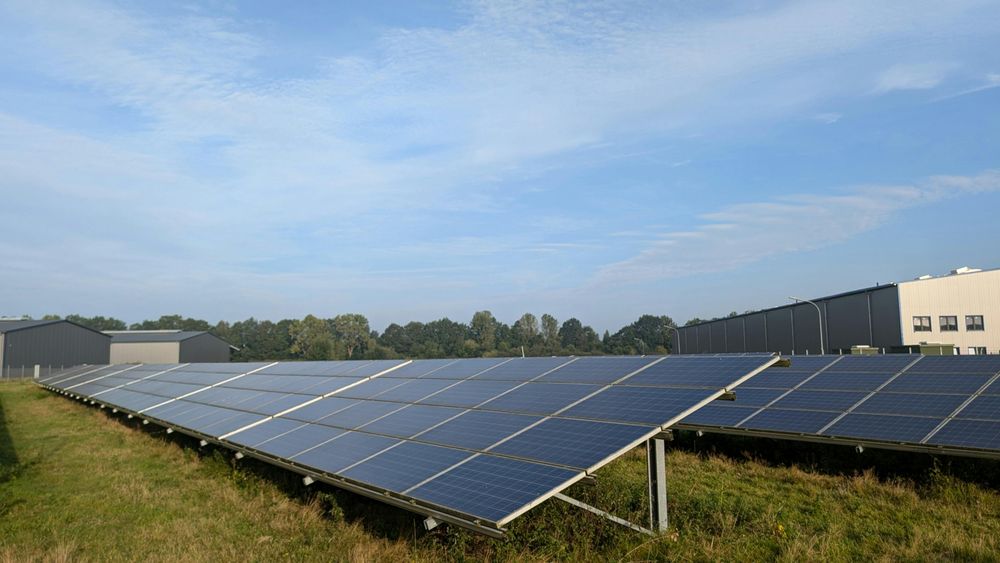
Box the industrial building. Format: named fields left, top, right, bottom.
left=677, top=267, right=1000, bottom=355
left=106, top=330, right=232, bottom=364
left=0, top=319, right=110, bottom=377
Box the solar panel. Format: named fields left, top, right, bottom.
left=677, top=354, right=1000, bottom=459
left=40, top=354, right=778, bottom=533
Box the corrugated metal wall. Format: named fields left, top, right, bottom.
left=2, top=322, right=110, bottom=369
left=179, top=334, right=230, bottom=363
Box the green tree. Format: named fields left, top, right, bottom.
left=289, top=315, right=334, bottom=360
left=540, top=314, right=559, bottom=353
left=470, top=310, right=499, bottom=353
left=65, top=314, right=127, bottom=331
left=331, top=314, right=371, bottom=359
left=513, top=313, right=540, bottom=348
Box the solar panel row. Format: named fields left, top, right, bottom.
left=39, top=354, right=778, bottom=531
left=678, top=355, right=1000, bottom=454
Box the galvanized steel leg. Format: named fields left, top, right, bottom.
left=647, top=438, right=668, bottom=532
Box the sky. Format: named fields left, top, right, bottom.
left=1, top=0, right=999, bottom=333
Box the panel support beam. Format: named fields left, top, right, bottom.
left=647, top=437, right=668, bottom=533
left=553, top=493, right=653, bottom=536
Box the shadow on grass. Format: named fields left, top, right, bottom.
left=0, top=394, right=20, bottom=484
left=100, top=409, right=433, bottom=543
left=671, top=430, right=1000, bottom=489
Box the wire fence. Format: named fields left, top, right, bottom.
left=0, top=365, right=69, bottom=381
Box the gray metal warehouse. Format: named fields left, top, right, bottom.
left=0, top=319, right=111, bottom=378
left=677, top=267, right=1000, bottom=355
left=106, top=330, right=232, bottom=364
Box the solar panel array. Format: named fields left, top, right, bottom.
left=678, top=355, right=1000, bottom=457
left=39, top=354, right=777, bottom=533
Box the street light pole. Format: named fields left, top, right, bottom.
left=789, top=296, right=824, bottom=355
left=666, top=325, right=681, bottom=355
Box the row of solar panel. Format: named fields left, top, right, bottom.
left=40, top=355, right=777, bottom=526
left=680, top=355, right=1000, bottom=452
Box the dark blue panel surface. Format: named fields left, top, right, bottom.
left=982, top=379, right=1000, bottom=396
left=906, top=356, right=1000, bottom=374
left=417, top=380, right=521, bottom=408
left=197, top=411, right=268, bottom=437
left=472, top=357, right=574, bottom=381
left=537, top=356, right=655, bottom=384
left=95, top=388, right=169, bottom=411
left=828, top=355, right=916, bottom=372
left=799, top=372, right=896, bottom=392
left=825, top=414, right=942, bottom=443
left=283, top=397, right=359, bottom=422
left=127, top=380, right=206, bottom=398
left=740, top=409, right=840, bottom=433
left=360, top=404, right=464, bottom=438
left=418, top=411, right=542, bottom=450
left=314, top=401, right=404, bottom=429
left=739, top=370, right=812, bottom=390
left=853, top=393, right=968, bottom=417
left=491, top=418, right=650, bottom=470
left=926, top=419, right=1000, bottom=450
left=781, top=356, right=842, bottom=372
left=186, top=362, right=269, bottom=373
left=725, top=387, right=786, bottom=407
left=337, top=378, right=406, bottom=399
left=409, top=455, right=579, bottom=524
left=148, top=370, right=235, bottom=385
left=680, top=404, right=759, bottom=427
left=955, top=396, right=1000, bottom=421
left=255, top=423, right=346, bottom=458
left=480, top=383, right=599, bottom=415
left=341, top=442, right=472, bottom=493
left=381, top=359, right=457, bottom=378
left=881, top=373, right=991, bottom=394
left=292, top=431, right=399, bottom=474
left=370, top=378, right=457, bottom=402
left=770, top=390, right=867, bottom=411
left=561, top=386, right=715, bottom=425
left=421, top=358, right=510, bottom=379
left=242, top=393, right=313, bottom=416
left=623, top=356, right=774, bottom=388
left=348, top=360, right=410, bottom=378
left=226, top=418, right=306, bottom=447
left=253, top=361, right=354, bottom=376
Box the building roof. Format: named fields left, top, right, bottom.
left=106, top=330, right=215, bottom=343
left=0, top=319, right=110, bottom=337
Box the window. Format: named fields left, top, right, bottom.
left=939, top=316, right=958, bottom=331
left=966, top=315, right=985, bottom=331
left=913, top=316, right=932, bottom=332
left=968, top=346, right=987, bottom=356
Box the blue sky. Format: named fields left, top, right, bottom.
left=1, top=0, right=999, bottom=332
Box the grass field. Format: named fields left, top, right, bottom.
left=2, top=381, right=1000, bottom=562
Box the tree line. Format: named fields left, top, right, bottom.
left=37, top=312, right=679, bottom=361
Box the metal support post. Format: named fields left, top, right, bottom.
left=647, top=437, right=668, bottom=533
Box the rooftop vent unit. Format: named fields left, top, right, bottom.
left=950, top=266, right=982, bottom=275
left=916, top=274, right=933, bottom=280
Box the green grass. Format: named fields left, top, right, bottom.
left=2, top=381, right=999, bottom=562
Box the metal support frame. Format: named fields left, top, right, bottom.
left=647, top=437, right=668, bottom=533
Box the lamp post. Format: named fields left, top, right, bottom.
left=789, top=296, right=824, bottom=355
left=666, top=325, right=681, bottom=355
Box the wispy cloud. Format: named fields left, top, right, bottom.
left=873, top=62, right=954, bottom=93
left=594, top=170, right=1000, bottom=285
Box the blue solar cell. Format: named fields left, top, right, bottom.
left=954, top=396, right=1000, bottom=421
left=770, top=390, right=867, bottom=411
left=827, top=355, right=917, bottom=372
left=360, top=404, right=464, bottom=438
left=724, top=387, right=786, bottom=407
left=381, top=359, right=458, bottom=378
left=409, top=454, right=580, bottom=524
left=314, top=401, right=404, bottom=429
left=739, top=370, right=812, bottom=389
left=491, top=418, right=651, bottom=470
left=143, top=400, right=209, bottom=421
left=881, top=373, right=991, bottom=394
left=417, top=380, right=521, bottom=408
left=348, top=360, right=411, bottom=378
left=226, top=418, right=306, bottom=447
left=341, top=442, right=472, bottom=493
left=418, top=411, right=541, bottom=450
left=853, top=393, right=968, bottom=417
left=185, top=362, right=269, bottom=373
left=740, top=409, right=840, bottom=433
left=419, top=358, right=510, bottom=379
left=926, top=419, right=1000, bottom=450
left=798, top=371, right=896, bottom=392
left=292, top=431, right=400, bottom=474
left=479, top=383, right=599, bottom=415
left=255, top=423, right=345, bottom=458
left=127, top=380, right=206, bottom=398
left=241, top=393, right=313, bottom=416
left=623, top=356, right=774, bottom=388
left=283, top=397, right=359, bottom=423
left=825, top=414, right=942, bottom=443
left=147, top=370, right=235, bottom=385
left=197, top=411, right=268, bottom=437
left=472, top=357, right=574, bottom=380
left=253, top=361, right=355, bottom=376
left=538, top=356, right=656, bottom=384
left=983, top=379, right=1000, bottom=396
left=561, top=386, right=715, bottom=425
left=95, top=388, right=168, bottom=412
left=780, top=356, right=841, bottom=372
left=680, top=405, right=759, bottom=427
left=370, top=378, right=457, bottom=402
left=906, top=356, right=1000, bottom=374
left=336, top=378, right=407, bottom=399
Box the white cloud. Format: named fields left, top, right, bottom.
left=874, top=62, right=954, bottom=93
left=594, top=170, right=1000, bottom=285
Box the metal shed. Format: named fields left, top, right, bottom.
left=0, top=319, right=111, bottom=377
left=106, top=330, right=232, bottom=364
